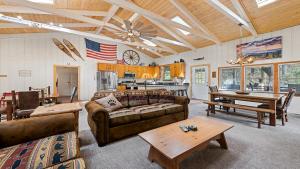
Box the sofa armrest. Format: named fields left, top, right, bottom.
left=175, top=96, right=190, bottom=119
left=85, top=101, right=109, bottom=146
left=0, top=113, right=75, bottom=148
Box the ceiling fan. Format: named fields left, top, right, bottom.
left=113, top=20, right=158, bottom=44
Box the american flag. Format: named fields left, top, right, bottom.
left=85, top=38, right=117, bottom=61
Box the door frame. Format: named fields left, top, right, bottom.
left=53, top=64, right=80, bottom=100
left=190, top=64, right=211, bottom=99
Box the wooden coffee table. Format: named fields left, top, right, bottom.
left=31, top=103, right=82, bottom=135
left=139, top=116, right=233, bottom=169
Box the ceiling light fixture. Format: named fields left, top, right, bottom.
left=0, top=13, right=3, bottom=17
left=27, top=0, right=54, bottom=4
left=17, top=16, right=23, bottom=19
left=49, top=22, right=54, bottom=25
left=58, top=24, right=63, bottom=27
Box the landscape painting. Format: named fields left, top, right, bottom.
left=236, top=36, right=282, bottom=60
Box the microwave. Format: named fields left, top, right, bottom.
left=124, top=72, right=135, bottom=79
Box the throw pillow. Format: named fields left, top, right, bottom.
left=159, top=90, right=175, bottom=103
left=95, top=93, right=123, bottom=112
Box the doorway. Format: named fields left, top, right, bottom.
left=190, top=64, right=210, bottom=100
left=53, top=65, right=80, bottom=102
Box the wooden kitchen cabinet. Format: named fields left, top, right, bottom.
left=170, top=63, right=185, bottom=78
left=116, top=64, right=125, bottom=78
left=98, top=63, right=116, bottom=72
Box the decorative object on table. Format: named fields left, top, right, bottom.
left=227, top=24, right=257, bottom=65
left=85, top=38, right=117, bottom=61
left=212, top=71, right=217, bottom=78
left=179, top=125, right=198, bottom=132
left=0, top=75, right=7, bottom=78
left=63, top=39, right=84, bottom=61
left=193, top=57, right=205, bottom=61
left=111, top=20, right=157, bottom=43
left=180, top=59, right=185, bottom=62
left=235, top=90, right=250, bottom=95
left=52, top=38, right=75, bottom=61
left=123, top=50, right=140, bottom=65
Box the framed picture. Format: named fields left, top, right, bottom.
left=236, top=36, right=282, bottom=60
left=212, top=71, right=216, bottom=78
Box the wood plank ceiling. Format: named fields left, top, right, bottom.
left=0, top=0, right=300, bottom=58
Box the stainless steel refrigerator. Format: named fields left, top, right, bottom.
left=97, top=71, right=117, bottom=91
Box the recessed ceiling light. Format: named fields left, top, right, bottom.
left=171, top=16, right=191, bottom=28
left=17, top=16, right=23, bottom=19
left=0, top=13, right=3, bottom=17
left=49, top=22, right=54, bottom=25
left=256, top=0, right=277, bottom=8
left=58, top=24, right=63, bottom=27
left=27, top=0, right=54, bottom=4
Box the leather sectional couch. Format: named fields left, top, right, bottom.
left=85, top=89, right=189, bottom=146
left=0, top=113, right=85, bottom=169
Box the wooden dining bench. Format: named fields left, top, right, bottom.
left=202, top=101, right=275, bottom=128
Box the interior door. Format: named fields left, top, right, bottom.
left=191, top=65, right=209, bottom=100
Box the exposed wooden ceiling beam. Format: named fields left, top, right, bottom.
left=205, top=0, right=257, bottom=36
left=0, top=5, right=108, bottom=16
left=3, top=0, right=122, bottom=31
left=169, top=0, right=220, bottom=44
left=151, top=39, right=177, bottom=54
left=0, top=22, right=95, bottom=29
left=104, top=0, right=197, bottom=35
left=95, top=5, right=119, bottom=34
left=231, top=0, right=258, bottom=36
left=147, top=17, right=196, bottom=50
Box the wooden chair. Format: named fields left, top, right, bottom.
left=258, top=88, right=296, bottom=126
left=209, top=86, right=234, bottom=112
left=0, top=95, right=6, bottom=122
left=29, top=86, right=50, bottom=104
left=13, top=91, right=40, bottom=119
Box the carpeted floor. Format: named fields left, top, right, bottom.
left=78, top=100, right=300, bottom=169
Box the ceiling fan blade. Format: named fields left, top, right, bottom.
left=142, top=30, right=158, bottom=35
left=133, top=21, right=143, bottom=30
left=141, top=33, right=157, bottom=38
left=124, top=20, right=132, bottom=31
left=140, top=36, right=153, bottom=41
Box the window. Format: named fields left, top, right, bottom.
left=245, top=65, right=273, bottom=92
left=195, top=68, right=206, bottom=85
left=163, top=66, right=171, bottom=81
left=171, top=16, right=191, bottom=35
left=256, top=0, right=277, bottom=8
left=219, top=67, right=241, bottom=90
left=279, top=63, right=300, bottom=94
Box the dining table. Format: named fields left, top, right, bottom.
left=2, top=93, right=59, bottom=121
left=209, top=91, right=284, bottom=126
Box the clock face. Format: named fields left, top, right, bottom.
left=123, top=50, right=140, bottom=65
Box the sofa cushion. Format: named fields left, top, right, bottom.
left=159, top=90, right=175, bottom=103
left=125, top=90, right=148, bottom=107
left=0, top=132, right=78, bottom=169
left=93, top=91, right=129, bottom=107
left=130, top=105, right=165, bottom=119
left=46, top=158, right=86, bottom=169
left=147, top=89, right=165, bottom=104
left=95, top=93, right=123, bottom=112
left=151, top=103, right=184, bottom=114
left=109, top=108, right=141, bottom=127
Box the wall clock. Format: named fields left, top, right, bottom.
left=123, top=50, right=140, bottom=65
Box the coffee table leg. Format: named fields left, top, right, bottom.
left=216, top=133, right=228, bottom=149
left=148, top=146, right=179, bottom=169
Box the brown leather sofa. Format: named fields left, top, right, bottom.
left=85, top=89, right=189, bottom=146
left=0, top=113, right=85, bottom=169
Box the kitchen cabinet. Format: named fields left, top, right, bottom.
left=170, top=63, right=185, bottom=78
left=97, top=63, right=165, bottom=79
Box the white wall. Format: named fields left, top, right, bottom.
left=155, top=24, right=300, bottom=86
left=155, top=24, right=300, bottom=113
left=0, top=32, right=154, bottom=100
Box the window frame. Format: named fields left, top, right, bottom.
left=244, top=64, right=274, bottom=93
left=218, top=66, right=242, bottom=91
left=278, top=62, right=300, bottom=94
